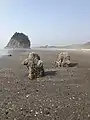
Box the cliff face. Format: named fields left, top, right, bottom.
left=5, top=32, right=31, bottom=49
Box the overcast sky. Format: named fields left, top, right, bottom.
left=0, top=0, right=90, bottom=48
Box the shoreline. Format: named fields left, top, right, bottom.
left=0, top=47, right=90, bottom=59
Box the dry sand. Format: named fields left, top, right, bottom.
left=0, top=49, right=90, bottom=120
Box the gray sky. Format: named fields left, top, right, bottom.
left=0, top=0, right=90, bottom=48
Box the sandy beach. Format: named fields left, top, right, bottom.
left=0, top=49, right=90, bottom=120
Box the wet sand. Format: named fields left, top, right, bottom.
left=0, top=49, right=90, bottom=120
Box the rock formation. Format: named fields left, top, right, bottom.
left=5, top=32, right=31, bottom=48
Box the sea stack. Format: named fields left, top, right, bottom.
left=5, top=32, right=31, bottom=49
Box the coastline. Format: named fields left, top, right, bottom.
left=0, top=47, right=90, bottom=60
left=1, top=47, right=90, bottom=60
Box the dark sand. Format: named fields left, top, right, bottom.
left=0, top=49, right=90, bottom=120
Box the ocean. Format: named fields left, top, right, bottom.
left=0, top=48, right=30, bottom=58
left=0, top=48, right=90, bottom=58
left=0, top=49, right=9, bottom=57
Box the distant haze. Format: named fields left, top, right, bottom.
left=0, top=0, right=90, bottom=48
